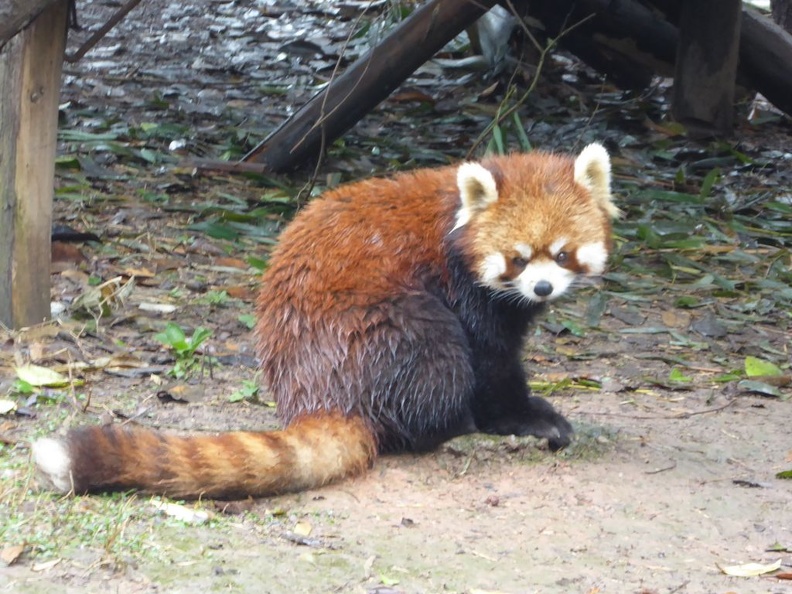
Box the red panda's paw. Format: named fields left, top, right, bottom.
left=478, top=396, right=574, bottom=451
left=31, top=437, right=74, bottom=494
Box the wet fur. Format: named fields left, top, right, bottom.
left=33, top=147, right=615, bottom=499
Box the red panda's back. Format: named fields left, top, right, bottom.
left=264, top=168, right=458, bottom=301
left=255, top=166, right=465, bottom=435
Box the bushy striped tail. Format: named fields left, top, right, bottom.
left=32, top=414, right=377, bottom=500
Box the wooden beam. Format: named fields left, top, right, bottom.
left=0, top=0, right=68, bottom=329
left=244, top=0, right=499, bottom=172
left=0, top=0, right=63, bottom=49
left=671, top=0, right=741, bottom=136
left=740, top=7, right=792, bottom=117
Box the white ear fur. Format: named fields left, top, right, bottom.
left=453, top=162, right=499, bottom=230
left=574, top=143, right=620, bottom=219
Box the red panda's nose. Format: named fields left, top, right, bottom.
left=534, top=280, right=553, bottom=297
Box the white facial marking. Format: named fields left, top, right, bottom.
left=576, top=242, right=608, bottom=275
left=479, top=252, right=507, bottom=285
left=549, top=238, right=569, bottom=257
left=514, top=243, right=533, bottom=260
left=452, top=208, right=472, bottom=231
left=517, top=261, right=575, bottom=302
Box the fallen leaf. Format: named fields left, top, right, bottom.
left=124, top=267, right=156, bottom=278
left=745, top=356, right=783, bottom=377
left=215, top=257, right=247, bottom=269
left=15, top=365, right=70, bottom=388
left=661, top=309, right=691, bottom=328
left=1, top=544, right=24, bottom=565
left=151, top=500, right=211, bottom=525
left=293, top=521, right=312, bottom=536
left=31, top=558, right=61, bottom=572
left=225, top=285, right=256, bottom=300
left=719, top=559, right=782, bottom=577
left=737, top=380, right=782, bottom=398
left=139, top=302, right=178, bottom=313
left=389, top=90, right=435, bottom=104
left=776, top=572, right=792, bottom=580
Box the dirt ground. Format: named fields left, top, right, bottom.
left=2, top=1, right=792, bottom=593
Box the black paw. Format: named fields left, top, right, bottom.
left=478, top=396, right=573, bottom=451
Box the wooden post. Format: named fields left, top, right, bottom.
left=0, top=0, right=68, bottom=329
left=671, top=0, right=741, bottom=136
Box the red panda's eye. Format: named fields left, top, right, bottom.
left=555, top=251, right=569, bottom=265
left=512, top=256, right=528, bottom=269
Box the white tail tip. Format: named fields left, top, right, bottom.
left=31, top=437, right=73, bottom=494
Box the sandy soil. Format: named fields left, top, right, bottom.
left=4, top=386, right=791, bottom=593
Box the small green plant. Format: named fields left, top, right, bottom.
left=200, top=290, right=230, bottom=306
left=229, top=379, right=261, bottom=403
left=154, top=322, right=213, bottom=378
left=238, top=313, right=257, bottom=329
left=8, top=378, right=35, bottom=397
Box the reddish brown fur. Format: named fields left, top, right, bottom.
left=255, top=167, right=466, bottom=443
left=58, top=414, right=375, bottom=499
left=469, top=154, right=613, bottom=273
left=35, top=149, right=613, bottom=499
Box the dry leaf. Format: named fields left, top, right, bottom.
left=661, top=309, right=691, bottom=328
left=776, top=572, right=792, bottom=580
left=31, top=558, right=61, bottom=572
left=293, top=521, right=312, bottom=536
left=139, top=302, right=178, bottom=314
left=124, top=267, right=156, bottom=278
left=215, top=257, right=247, bottom=269
left=151, top=500, right=211, bottom=525
left=225, top=285, right=256, bottom=300
left=15, top=364, right=70, bottom=388
left=719, top=559, right=782, bottom=577
left=1, top=544, right=24, bottom=565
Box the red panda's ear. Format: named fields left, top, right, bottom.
left=574, top=143, right=621, bottom=219
left=454, top=162, right=499, bottom=229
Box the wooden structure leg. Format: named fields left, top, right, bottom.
left=0, top=0, right=68, bottom=329
left=671, top=0, right=741, bottom=136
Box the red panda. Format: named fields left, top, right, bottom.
left=32, top=144, right=618, bottom=500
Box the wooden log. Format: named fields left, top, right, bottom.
left=771, top=0, right=792, bottom=33
left=524, top=0, right=678, bottom=89
left=0, top=0, right=63, bottom=49
left=740, top=7, right=792, bottom=116
left=244, top=0, right=499, bottom=172
left=0, top=0, right=68, bottom=329
left=527, top=0, right=792, bottom=119
left=651, top=0, right=792, bottom=118
left=671, top=0, right=741, bottom=137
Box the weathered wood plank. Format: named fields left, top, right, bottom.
left=671, top=0, right=741, bottom=136
left=0, top=0, right=63, bottom=49
left=0, top=0, right=68, bottom=329
left=740, top=7, right=792, bottom=117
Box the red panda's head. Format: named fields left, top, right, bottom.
left=453, top=144, right=619, bottom=303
